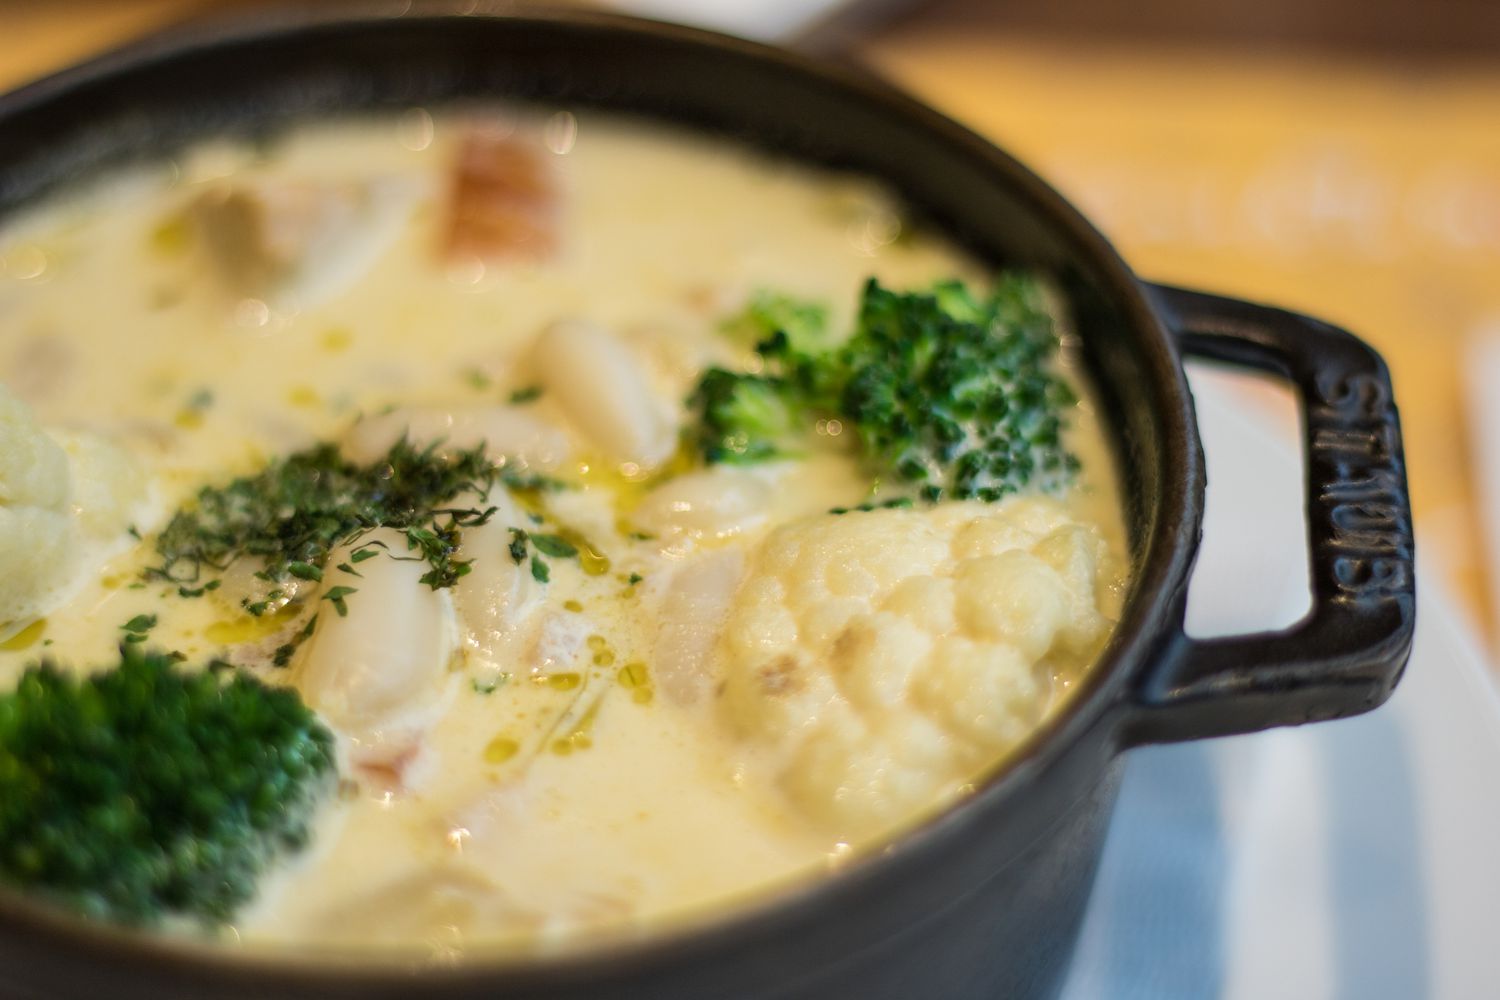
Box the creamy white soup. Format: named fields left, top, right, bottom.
left=0, top=109, right=1127, bottom=956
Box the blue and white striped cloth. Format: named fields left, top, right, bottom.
left=1061, top=370, right=1500, bottom=1000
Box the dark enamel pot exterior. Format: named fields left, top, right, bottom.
left=0, top=6, right=1416, bottom=999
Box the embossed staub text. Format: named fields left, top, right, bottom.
left=1309, top=368, right=1414, bottom=605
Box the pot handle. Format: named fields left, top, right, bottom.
left=1126, top=285, right=1416, bottom=744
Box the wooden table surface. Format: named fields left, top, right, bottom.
left=6, top=0, right=1499, bottom=651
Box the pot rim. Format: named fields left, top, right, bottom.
left=0, top=1, right=1204, bottom=989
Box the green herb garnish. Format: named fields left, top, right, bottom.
left=829, top=497, right=916, bottom=515
left=146, top=439, right=508, bottom=596
left=285, top=562, right=323, bottom=582
left=322, top=586, right=358, bottom=618
left=530, top=533, right=578, bottom=559
left=272, top=614, right=319, bottom=668
left=471, top=673, right=512, bottom=695
left=176, top=579, right=221, bottom=599
left=530, top=557, right=550, bottom=584
left=120, top=614, right=157, bottom=644
left=507, top=528, right=529, bottom=565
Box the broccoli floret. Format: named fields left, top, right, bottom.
left=720, top=290, right=831, bottom=359
left=687, top=367, right=804, bottom=464
left=719, top=291, right=842, bottom=404
left=838, top=274, right=1079, bottom=501
left=687, top=273, right=1079, bottom=502
left=0, top=646, right=336, bottom=927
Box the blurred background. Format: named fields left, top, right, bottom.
left=7, top=0, right=1500, bottom=658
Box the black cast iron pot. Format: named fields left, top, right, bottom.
left=0, top=5, right=1415, bottom=999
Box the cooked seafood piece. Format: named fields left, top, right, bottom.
left=187, top=176, right=416, bottom=309
left=444, top=131, right=557, bottom=261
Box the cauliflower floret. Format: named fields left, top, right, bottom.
left=0, top=386, right=69, bottom=510
left=530, top=319, right=679, bottom=470
left=0, top=384, right=146, bottom=635
left=51, top=429, right=148, bottom=538
left=719, top=497, right=1117, bottom=832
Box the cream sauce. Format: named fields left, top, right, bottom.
left=0, top=110, right=1127, bottom=959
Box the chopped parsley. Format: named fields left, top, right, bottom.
left=530, top=534, right=578, bottom=559
left=530, top=557, right=550, bottom=584
left=507, top=528, right=529, bottom=565
left=285, top=562, right=322, bottom=582
left=146, top=438, right=509, bottom=599
left=829, top=497, right=916, bottom=515
left=120, top=614, right=157, bottom=644
left=504, top=525, right=602, bottom=586
left=322, top=586, right=358, bottom=618
left=272, top=614, right=318, bottom=668
left=471, top=674, right=511, bottom=695
left=175, top=579, right=221, bottom=599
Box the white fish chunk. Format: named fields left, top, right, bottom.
left=451, top=492, right=543, bottom=675
left=530, top=319, right=677, bottom=470
left=187, top=176, right=416, bottom=311
left=632, top=466, right=771, bottom=541
left=652, top=549, right=745, bottom=706
left=295, top=528, right=458, bottom=736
